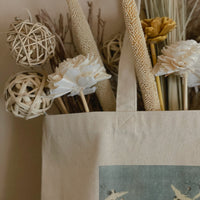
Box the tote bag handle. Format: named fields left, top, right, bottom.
left=116, top=31, right=137, bottom=112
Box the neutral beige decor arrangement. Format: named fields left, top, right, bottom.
left=4, top=71, right=52, bottom=120
left=121, top=0, right=160, bottom=111
left=7, top=19, right=56, bottom=67
left=65, top=0, right=116, bottom=111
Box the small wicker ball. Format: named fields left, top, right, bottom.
left=7, top=19, right=56, bottom=67
left=4, top=71, right=53, bottom=120
left=101, top=33, right=123, bottom=75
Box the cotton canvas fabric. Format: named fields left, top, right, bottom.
left=42, top=110, right=200, bottom=200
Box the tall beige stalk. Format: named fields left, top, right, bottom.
left=121, top=0, right=160, bottom=111
left=66, top=0, right=116, bottom=111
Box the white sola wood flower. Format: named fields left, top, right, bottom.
left=48, top=54, right=111, bottom=98
left=153, top=40, right=200, bottom=87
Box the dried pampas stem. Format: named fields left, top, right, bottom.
left=65, top=0, right=116, bottom=111
left=121, top=0, right=160, bottom=111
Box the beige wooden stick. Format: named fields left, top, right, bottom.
left=183, top=73, right=188, bottom=110
left=80, top=89, right=90, bottom=113
left=150, top=42, right=165, bottom=111
left=57, top=97, right=69, bottom=114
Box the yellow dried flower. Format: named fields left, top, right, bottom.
left=141, top=17, right=176, bottom=43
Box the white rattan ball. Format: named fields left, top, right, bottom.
left=4, top=71, right=53, bottom=120
left=7, top=19, right=56, bottom=67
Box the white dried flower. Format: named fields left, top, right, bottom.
left=153, top=40, right=200, bottom=87
left=48, top=55, right=111, bottom=98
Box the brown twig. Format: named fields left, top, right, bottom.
left=87, top=1, right=93, bottom=28
left=97, top=9, right=106, bottom=47
left=67, top=13, right=78, bottom=57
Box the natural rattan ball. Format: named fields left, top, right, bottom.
left=101, top=33, right=123, bottom=75
left=4, top=71, right=53, bottom=120
left=7, top=19, right=56, bottom=67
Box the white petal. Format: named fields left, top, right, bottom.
left=82, top=87, right=96, bottom=95
left=68, top=86, right=96, bottom=97
left=54, top=78, right=75, bottom=89
left=50, top=87, right=72, bottom=98
left=77, top=76, right=97, bottom=88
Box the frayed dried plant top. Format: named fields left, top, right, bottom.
left=7, top=18, right=56, bottom=67
left=141, top=17, right=176, bottom=43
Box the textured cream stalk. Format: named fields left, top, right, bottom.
left=121, top=0, right=160, bottom=111
left=66, top=0, right=116, bottom=111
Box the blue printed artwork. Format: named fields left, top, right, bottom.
left=99, top=166, right=200, bottom=200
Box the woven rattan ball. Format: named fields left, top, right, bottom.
left=7, top=19, right=56, bottom=67
left=4, top=71, right=53, bottom=120
left=101, top=33, right=123, bottom=75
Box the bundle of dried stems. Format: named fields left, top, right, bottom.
left=143, top=0, right=200, bottom=111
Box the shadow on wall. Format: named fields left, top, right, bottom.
left=0, top=8, right=43, bottom=200
left=1, top=116, right=43, bottom=200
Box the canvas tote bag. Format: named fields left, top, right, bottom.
left=42, top=32, right=200, bottom=200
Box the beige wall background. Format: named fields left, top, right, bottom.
left=0, top=0, right=124, bottom=200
